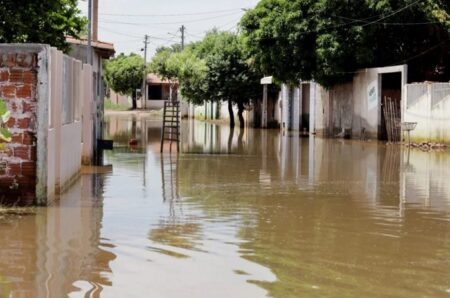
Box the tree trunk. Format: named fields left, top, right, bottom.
left=228, top=100, right=235, bottom=128
left=132, top=94, right=137, bottom=110
left=237, top=127, right=244, bottom=152
left=237, top=101, right=245, bottom=129
left=227, top=126, right=234, bottom=153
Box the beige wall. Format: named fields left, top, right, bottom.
left=46, top=47, right=94, bottom=202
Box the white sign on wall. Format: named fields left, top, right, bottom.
left=260, top=76, right=273, bottom=85
left=367, top=81, right=378, bottom=111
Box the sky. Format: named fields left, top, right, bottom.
left=78, top=0, right=260, bottom=58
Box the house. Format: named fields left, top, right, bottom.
left=66, top=37, right=115, bottom=165
left=140, top=74, right=178, bottom=110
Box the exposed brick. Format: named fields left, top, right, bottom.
left=16, top=53, right=34, bottom=68
left=30, top=146, right=37, bottom=161
left=16, top=85, right=33, bottom=98
left=0, top=177, right=14, bottom=188
left=17, top=118, right=31, bottom=129
left=9, top=69, right=23, bottom=82
left=21, top=161, right=36, bottom=178
left=7, top=163, right=21, bottom=176
left=0, top=54, right=15, bottom=68
left=13, top=146, right=30, bottom=160
left=22, top=132, right=36, bottom=145
left=22, top=101, right=36, bottom=113
left=11, top=134, right=23, bottom=143
left=0, top=85, right=16, bottom=98
left=23, top=71, right=37, bottom=84
left=17, top=176, right=35, bottom=188
left=0, top=147, right=12, bottom=157
left=6, top=117, right=15, bottom=128
left=0, top=70, right=9, bottom=82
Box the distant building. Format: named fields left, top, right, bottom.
left=140, top=74, right=178, bottom=110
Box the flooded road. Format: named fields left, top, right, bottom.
left=2, top=114, right=450, bottom=297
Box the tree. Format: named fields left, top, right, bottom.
left=149, top=32, right=263, bottom=128
left=201, top=32, right=262, bottom=128
left=0, top=0, right=87, bottom=53
left=241, top=0, right=450, bottom=87
left=104, top=53, right=145, bottom=110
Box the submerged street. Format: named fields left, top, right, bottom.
left=2, top=114, right=450, bottom=297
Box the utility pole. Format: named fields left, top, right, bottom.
left=180, top=25, right=185, bottom=50
left=87, top=0, right=93, bottom=65
left=142, top=35, right=150, bottom=109
left=93, top=0, right=98, bottom=42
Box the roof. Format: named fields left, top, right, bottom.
left=66, top=36, right=115, bottom=58
left=147, top=73, right=178, bottom=85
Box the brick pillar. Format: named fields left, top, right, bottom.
left=0, top=52, right=38, bottom=205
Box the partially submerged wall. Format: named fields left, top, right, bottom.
left=313, top=65, right=407, bottom=139
left=0, top=44, right=95, bottom=206
left=0, top=45, right=45, bottom=205
left=404, top=82, right=450, bottom=144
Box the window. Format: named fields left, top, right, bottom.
left=148, top=85, right=163, bottom=100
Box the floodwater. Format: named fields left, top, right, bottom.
left=2, top=115, right=450, bottom=298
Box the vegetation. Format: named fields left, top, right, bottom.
left=240, top=0, right=450, bottom=87
left=0, top=0, right=87, bottom=52
left=0, top=100, right=12, bottom=151
left=104, top=99, right=130, bottom=111
left=150, top=31, right=263, bottom=128
left=104, top=53, right=145, bottom=110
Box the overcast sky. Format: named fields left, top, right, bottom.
left=78, top=0, right=259, bottom=58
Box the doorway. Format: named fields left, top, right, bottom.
left=379, top=72, right=402, bottom=141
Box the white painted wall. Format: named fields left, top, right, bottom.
left=404, top=82, right=450, bottom=144
left=46, top=47, right=94, bottom=201
left=285, top=65, right=408, bottom=138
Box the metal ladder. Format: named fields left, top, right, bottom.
left=160, top=100, right=180, bottom=153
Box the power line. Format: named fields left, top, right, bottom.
left=360, top=0, right=422, bottom=28
left=99, top=26, right=142, bottom=38
left=333, top=39, right=450, bottom=75
left=99, top=11, right=242, bottom=26
left=99, top=7, right=248, bottom=17
left=98, top=26, right=176, bottom=43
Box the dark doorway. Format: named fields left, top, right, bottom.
left=379, top=72, right=402, bottom=141
left=300, top=84, right=311, bottom=133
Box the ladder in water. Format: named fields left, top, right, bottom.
left=160, top=100, right=180, bottom=153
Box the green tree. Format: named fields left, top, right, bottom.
left=150, top=31, right=262, bottom=128
left=241, top=0, right=450, bottom=87
left=104, top=53, right=145, bottom=110
left=0, top=0, right=87, bottom=53
left=201, top=32, right=262, bottom=128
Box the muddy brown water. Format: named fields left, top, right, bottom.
left=1, top=115, right=450, bottom=297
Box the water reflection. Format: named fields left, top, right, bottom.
left=176, top=120, right=450, bottom=297
left=2, top=116, right=450, bottom=297
left=0, top=174, right=114, bottom=298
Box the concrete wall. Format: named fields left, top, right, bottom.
left=0, top=44, right=95, bottom=205
left=110, top=90, right=130, bottom=107
left=280, top=65, right=407, bottom=139
left=404, top=82, right=450, bottom=144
